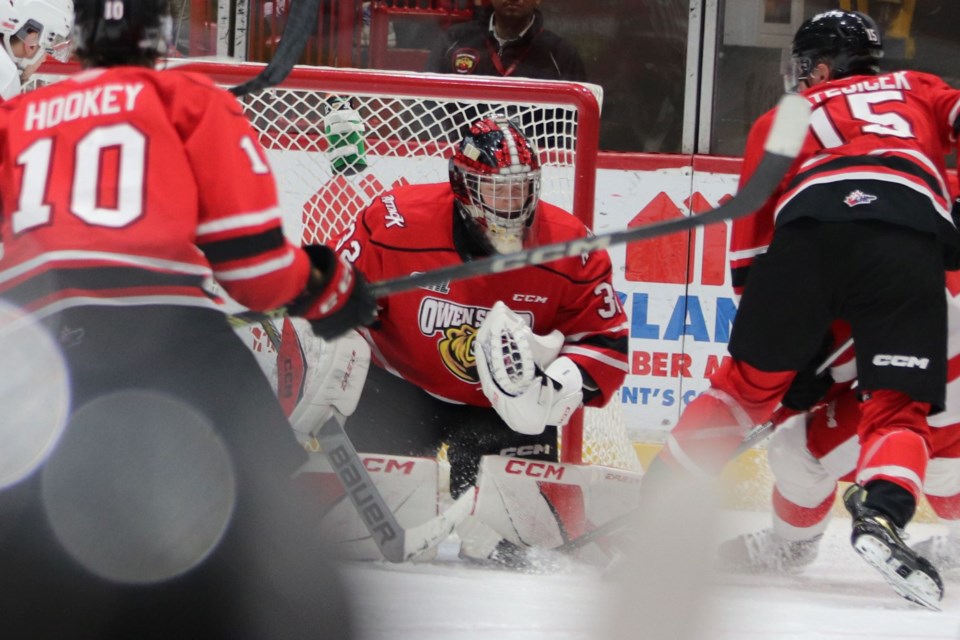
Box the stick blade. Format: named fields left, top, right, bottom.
left=401, top=488, right=476, bottom=562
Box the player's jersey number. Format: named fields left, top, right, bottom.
left=12, top=123, right=147, bottom=234
left=810, top=90, right=915, bottom=147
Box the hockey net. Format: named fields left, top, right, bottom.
left=28, top=60, right=640, bottom=473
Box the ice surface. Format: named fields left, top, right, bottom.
left=339, top=510, right=960, bottom=640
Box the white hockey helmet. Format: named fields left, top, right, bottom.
left=0, top=0, right=74, bottom=70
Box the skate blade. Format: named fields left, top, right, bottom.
left=853, top=536, right=943, bottom=611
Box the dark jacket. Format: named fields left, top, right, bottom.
left=424, top=8, right=587, bottom=82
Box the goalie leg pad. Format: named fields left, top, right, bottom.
left=287, top=323, right=371, bottom=447
left=461, top=455, right=643, bottom=557
left=295, top=452, right=440, bottom=561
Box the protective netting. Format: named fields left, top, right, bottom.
left=27, top=62, right=640, bottom=471
left=238, top=82, right=586, bottom=245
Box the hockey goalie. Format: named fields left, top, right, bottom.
left=237, top=314, right=643, bottom=565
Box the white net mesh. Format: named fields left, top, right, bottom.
left=236, top=74, right=591, bottom=246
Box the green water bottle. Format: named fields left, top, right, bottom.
left=324, top=97, right=368, bottom=175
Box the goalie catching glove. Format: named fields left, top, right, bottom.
left=474, top=301, right=583, bottom=435
left=287, top=245, right=377, bottom=340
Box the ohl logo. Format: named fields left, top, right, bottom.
left=625, top=191, right=730, bottom=286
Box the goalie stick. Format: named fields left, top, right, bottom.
left=558, top=336, right=856, bottom=554
left=231, top=94, right=810, bottom=325
left=314, top=412, right=475, bottom=563
left=251, top=318, right=472, bottom=562
left=228, top=0, right=321, bottom=97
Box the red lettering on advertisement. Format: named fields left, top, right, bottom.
left=625, top=192, right=729, bottom=287
left=688, top=192, right=728, bottom=286
left=703, top=354, right=732, bottom=377
left=631, top=351, right=692, bottom=377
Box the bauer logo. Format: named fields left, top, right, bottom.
left=872, top=354, right=930, bottom=369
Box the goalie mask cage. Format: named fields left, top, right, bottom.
left=29, top=60, right=640, bottom=473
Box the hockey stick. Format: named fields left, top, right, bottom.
left=558, top=336, right=856, bottom=554
left=314, top=412, right=475, bottom=563
left=365, top=93, right=810, bottom=298
left=228, top=0, right=322, bottom=98
left=231, top=94, right=810, bottom=325
left=249, top=319, right=472, bottom=561
left=731, top=336, right=855, bottom=457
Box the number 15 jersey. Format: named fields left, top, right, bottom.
left=730, top=69, right=960, bottom=293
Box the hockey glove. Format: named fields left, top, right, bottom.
left=781, top=335, right=836, bottom=412
left=287, top=245, right=377, bottom=340
left=474, top=301, right=582, bottom=435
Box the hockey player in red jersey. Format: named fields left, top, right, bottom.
left=0, top=0, right=374, bottom=637
left=330, top=115, right=629, bottom=565
left=717, top=273, right=960, bottom=580
left=648, top=10, right=960, bottom=608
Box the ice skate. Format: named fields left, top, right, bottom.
left=717, top=529, right=821, bottom=574
left=843, top=484, right=944, bottom=610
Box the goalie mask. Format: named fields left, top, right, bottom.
left=0, top=0, right=74, bottom=70
left=449, top=116, right=541, bottom=254
left=72, top=0, right=172, bottom=67
left=783, top=10, right=882, bottom=93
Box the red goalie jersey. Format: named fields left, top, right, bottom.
left=729, top=69, right=960, bottom=295
left=334, top=183, right=629, bottom=407
left=0, top=67, right=311, bottom=319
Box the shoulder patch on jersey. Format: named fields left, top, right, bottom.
left=453, top=49, right=479, bottom=74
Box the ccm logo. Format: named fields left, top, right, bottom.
left=872, top=354, right=930, bottom=369
left=512, top=293, right=548, bottom=303
left=504, top=459, right=565, bottom=480
left=362, top=457, right=415, bottom=475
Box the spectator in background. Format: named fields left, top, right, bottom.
left=423, top=0, right=586, bottom=150
left=425, top=0, right=586, bottom=81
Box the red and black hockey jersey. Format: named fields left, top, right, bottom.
left=730, top=69, right=960, bottom=294
left=334, top=182, right=629, bottom=407
left=0, top=66, right=310, bottom=319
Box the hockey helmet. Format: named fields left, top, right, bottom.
left=449, top=116, right=541, bottom=254
left=783, top=10, right=882, bottom=92
left=72, top=0, right=171, bottom=67
left=0, top=0, right=74, bottom=70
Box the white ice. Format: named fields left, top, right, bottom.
left=340, top=510, right=960, bottom=639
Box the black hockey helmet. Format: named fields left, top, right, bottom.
left=72, top=0, right=171, bottom=67
left=449, top=115, right=541, bottom=254
left=786, top=10, right=883, bottom=89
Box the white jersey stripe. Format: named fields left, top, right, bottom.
left=22, top=295, right=220, bottom=323
left=213, top=251, right=296, bottom=281
left=196, top=206, right=284, bottom=237
left=0, top=250, right=213, bottom=286
left=561, top=345, right=629, bottom=371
